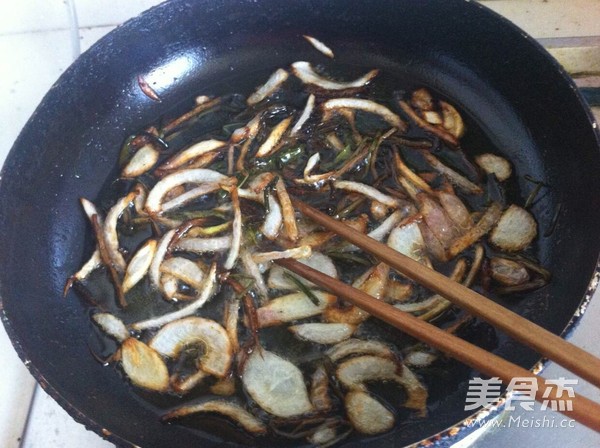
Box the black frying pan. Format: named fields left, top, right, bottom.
left=1, top=1, right=599, bottom=446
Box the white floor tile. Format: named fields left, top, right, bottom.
left=0, top=1, right=73, bottom=35
left=0, top=30, right=73, bottom=164
left=79, top=25, right=116, bottom=54
left=0, top=325, right=36, bottom=448
left=479, top=0, right=600, bottom=39
left=21, top=388, right=113, bottom=448
left=74, top=0, right=163, bottom=28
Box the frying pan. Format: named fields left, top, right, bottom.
left=1, top=0, right=599, bottom=446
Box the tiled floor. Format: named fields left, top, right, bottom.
left=0, top=1, right=599, bottom=447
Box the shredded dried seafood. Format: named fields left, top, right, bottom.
left=68, top=51, right=550, bottom=444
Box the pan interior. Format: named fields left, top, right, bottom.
left=0, top=0, right=599, bottom=447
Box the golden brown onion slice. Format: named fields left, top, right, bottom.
left=323, top=98, right=406, bottom=131
left=490, top=257, right=530, bottom=286
left=122, top=144, right=159, bottom=178
left=242, top=349, right=313, bottom=417
left=489, top=205, right=537, bottom=252
left=122, top=239, right=157, bottom=293
left=309, top=365, right=332, bottom=412
left=247, top=68, right=289, bottom=106
left=421, top=152, right=483, bottom=195
left=121, top=338, right=169, bottom=392
left=223, top=298, right=240, bottom=353
left=345, top=390, right=395, bottom=435
left=384, top=279, right=413, bottom=303
left=447, top=202, right=502, bottom=258
left=475, top=153, right=512, bottom=182
left=132, top=263, right=217, bottom=330
left=156, top=139, right=226, bottom=174
left=396, top=365, right=428, bottom=415
left=418, top=193, right=461, bottom=247
left=336, top=355, right=399, bottom=391
left=289, top=323, right=355, bottom=344
left=256, top=116, right=293, bottom=158
left=326, top=339, right=394, bottom=363
left=256, top=292, right=337, bottom=328
left=163, top=400, right=267, bottom=435
left=291, top=62, right=378, bottom=90
left=149, top=316, right=232, bottom=377
left=275, top=178, right=299, bottom=241
left=440, top=100, right=465, bottom=138
left=92, top=313, right=129, bottom=342
left=437, top=191, right=473, bottom=231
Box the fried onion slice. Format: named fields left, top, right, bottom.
left=242, top=349, right=313, bottom=418
left=163, top=400, right=267, bottom=435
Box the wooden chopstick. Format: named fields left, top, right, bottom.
left=291, top=198, right=600, bottom=389
left=276, top=257, right=600, bottom=432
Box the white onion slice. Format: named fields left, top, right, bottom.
left=122, top=144, right=159, bottom=178
left=224, top=187, right=242, bottom=270
left=80, top=197, right=102, bottom=224
left=72, top=249, right=102, bottom=282
left=267, top=252, right=337, bottom=290
left=223, top=298, right=240, bottom=353
left=256, top=291, right=337, bottom=328
left=121, top=338, right=169, bottom=392
left=161, top=182, right=222, bottom=212
left=422, top=152, right=483, bottom=195
left=290, top=94, right=315, bottom=136
left=132, top=263, right=217, bottom=330
left=122, top=239, right=157, bottom=293
left=104, top=192, right=136, bottom=272
left=163, top=400, right=267, bottom=435
left=333, top=180, right=400, bottom=208
left=322, top=98, right=406, bottom=130
left=255, top=116, right=293, bottom=158
left=157, top=139, right=226, bottom=174
left=387, top=220, right=432, bottom=269
left=174, top=236, right=232, bottom=253
left=345, top=390, right=395, bottom=435
left=336, top=355, right=399, bottom=390
left=292, top=62, right=378, bottom=91
left=240, top=250, right=269, bottom=305
left=149, top=316, right=232, bottom=377
left=92, top=313, right=129, bottom=342
left=145, top=169, right=227, bottom=214
left=261, top=195, right=283, bottom=240
left=252, top=246, right=311, bottom=264
left=447, top=202, right=502, bottom=258
left=247, top=68, right=289, bottom=106
left=289, top=323, right=355, bottom=344
left=489, top=204, right=537, bottom=252
left=303, top=36, right=334, bottom=58
left=160, top=256, right=205, bottom=290
left=242, top=349, right=313, bottom=417
left=149, top=229, right=176, bottom=288
left=343, top=209, right=404, bottom=252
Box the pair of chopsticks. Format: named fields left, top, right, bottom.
left=274, top=199, right=600, bottom=431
